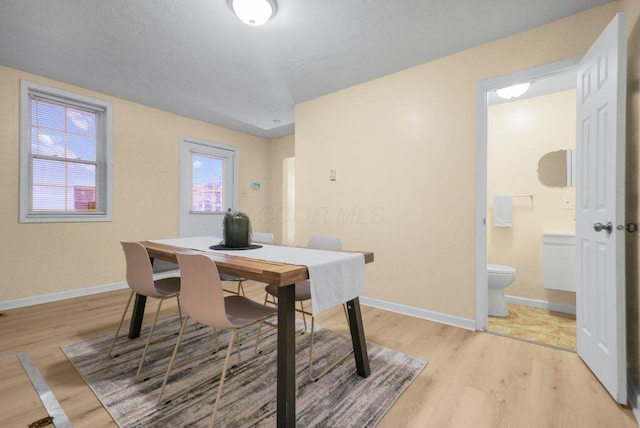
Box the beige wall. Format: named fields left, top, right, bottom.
left=264, top=134, right=295, bottom=244
left=0, top=65, right=286, bottom=301
left=487, top=90, right=576, bottom=306
left=295, top=4, right=620, bottom=320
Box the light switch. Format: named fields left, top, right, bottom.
left=330, top=169, right=336, bottom=181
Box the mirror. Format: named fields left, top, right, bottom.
left=538, top=149, right=574, bottom=187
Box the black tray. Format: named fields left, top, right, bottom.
left=209, top=244, right=263, bottom=251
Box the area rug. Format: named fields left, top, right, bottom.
left=61, top=315, right=426, bottom=427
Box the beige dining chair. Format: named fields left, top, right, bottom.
left=261, top=235, right=352, bottom=382
left=108, top=241, right=183, bottom=381
left=159, top=250, right=277, bottom=426
left=221, top=231, right=274, bottom=296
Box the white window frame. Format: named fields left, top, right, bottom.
left=179, top=138, right=238, bottom=238
left=19, top=80, right=113, bottom=223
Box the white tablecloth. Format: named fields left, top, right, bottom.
left=149, top=236, right=365, bottom=316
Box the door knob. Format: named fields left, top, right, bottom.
left=593, top=222, right=613, bottom=233
left=616, top=223, right=638, bottom=233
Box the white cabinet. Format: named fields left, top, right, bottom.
left=543, top=233, right=576, bottom=292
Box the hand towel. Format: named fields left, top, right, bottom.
left=493, top=194, right=513, bottom=227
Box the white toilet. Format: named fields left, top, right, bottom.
left=487, top=263, right=517, bottom=317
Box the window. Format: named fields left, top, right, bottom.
left=19, top=81, right=112, bottom=222
left=191, top=154, right=224, bottom=213
left=179, top=139, right=237, bottom=237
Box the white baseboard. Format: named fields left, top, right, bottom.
left=628, top=371, right=640, bottom=425
left=0, top=281, right=128, bottom=311
left=359, top=296, right=476, bottom=331
left=0, top=270, right=180, bottom=312
left=505, top=295, right=576, bottom=315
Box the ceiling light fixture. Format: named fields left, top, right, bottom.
left=229, top=0, right=276, bottom=26
left=496, top=82, right=531, bottom=99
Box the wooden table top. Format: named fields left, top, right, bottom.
left=142, top=240, right=374, bottom=286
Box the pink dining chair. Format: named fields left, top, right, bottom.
left=261, top=235, right=351, bottom=382
left=108, top=241, right=183, bottom=381
left=159, top=249, right=277, bottom=427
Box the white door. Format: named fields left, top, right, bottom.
left=576, top=12, right=627, bottom=404
left=179, top=138, right=238, bottom=237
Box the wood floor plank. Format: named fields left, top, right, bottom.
left=0, top=281, right=635, bottom=427
left=0, top=356, right=50, bottom=426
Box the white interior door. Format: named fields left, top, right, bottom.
left=179, top=138, right=238, bottom=238
left=576, top=12, right=627, bottom=404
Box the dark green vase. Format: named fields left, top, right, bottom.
left=223, top=210, right=251, bottom=248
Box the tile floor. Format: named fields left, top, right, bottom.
left=487, top=303, right=576, bottom=351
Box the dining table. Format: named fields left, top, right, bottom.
left=128, top=238, right=374, bottom=427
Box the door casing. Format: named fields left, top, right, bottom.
left=179, top=137, right=239, bottom=238
left=474, top=57, right=580, bottom=331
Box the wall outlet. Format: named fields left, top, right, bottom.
left=330, top=169, right=336, bottom=181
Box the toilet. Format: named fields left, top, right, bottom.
left=487, top=263, right=517, bottom=317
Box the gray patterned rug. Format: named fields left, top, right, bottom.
left=61, top=315, right=426, bottom=427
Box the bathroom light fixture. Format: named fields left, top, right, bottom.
left=496, top=82, right=531, bottom=99
left=229, top=0, right=276, bottom=26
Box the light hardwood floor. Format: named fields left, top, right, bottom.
left=0, top=355, right=50, bottom=426
left=0, top=281, right=636, bottom=427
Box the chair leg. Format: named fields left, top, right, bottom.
left=254, top=321, right=265, bottom=354
left=253, top=315, right=278, bottom=355
left=176, top=294, right=183, bottom=322
left=135, top=298, right=164, bottom=381
left=263, top=292, right=275, bottom=306
left=264, top=292, right=308, bottom=334
left=254, top=292, right=274, bottom=353
left=308, top=305, right=353, bottom=382
left=158, top=314, right=190, bottom=404
left=234, top=333, right=242, bottom=365
left=107, top=290, right=135, bottom=358
left=308, top=316, right=317, bottom=381
left=237, top=279, right=245, bottom=296
left=299, top=301, right=308, bottom=333
left=214, top=328, right=220, bottom=351
left=209, top=330, right=237, bottom=428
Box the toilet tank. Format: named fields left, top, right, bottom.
left=543, top=233, right=576, bottom=292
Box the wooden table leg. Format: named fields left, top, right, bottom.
left=346, top=297, right=370, bottom=377
left=277, top=284, right=296, bottom=427
left=127, top=257, right=154, bottom=339
left=127, top=294, right=146, bottom=339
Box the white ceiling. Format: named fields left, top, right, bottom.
left=0, top=0, right=613, bottom=139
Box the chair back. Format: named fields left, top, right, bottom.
left=253, top=232, right=274, bottom=244
left=175, top=250, right=234, bottom=329
left=307, top=235, right=342, bottom=251
left=121, top=241, right=163, bottom=297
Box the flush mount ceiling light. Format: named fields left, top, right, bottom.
left=496, top=82, right=531, bottom=99
left=229, top=0, right=276, bottom=26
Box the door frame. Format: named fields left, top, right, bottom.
left=474, top=57, right=580, bottom=331
left=178, top=136, right=239, bottom=237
